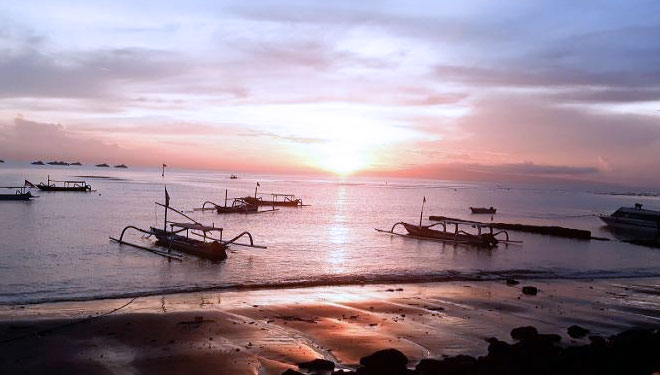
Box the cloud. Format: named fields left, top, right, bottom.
left=0, top=117, right=128, bottom=161
left=0, top=47, right=187, bottom=99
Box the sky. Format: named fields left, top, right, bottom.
left=1, top=0, right=659, bottom=186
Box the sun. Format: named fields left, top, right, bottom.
left=318, top=143, right=366, bottom=176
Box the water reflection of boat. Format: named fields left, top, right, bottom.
left=600, top=204, right=660, bottom=231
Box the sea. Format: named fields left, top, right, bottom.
left=1, top=162, right=659, bottom=305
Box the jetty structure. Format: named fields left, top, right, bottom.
left=428, top=215, right=595, bottom=240
left=111, top=188, right=265, bottom=261
left=26, top=176, right=92, bottom=192
left=376, top=198, right=518, bottom=248
left=241, top=182, right=305, bottom=207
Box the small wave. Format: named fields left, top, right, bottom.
left=3, top=268, right=660, bottom=306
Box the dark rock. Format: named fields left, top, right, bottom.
left=298, top=358, right=335, bottom=372
left=282, top=370, right=304, bottom=375
left=567, top=325, right=590, bottom=338
left=536, top=333, right=562, bottom=343
left=415, top=355, right=477, bottom=375
left=359, top=348, right=408, bottom=374
left=506, top=278, right=520, bottom=285
left=588, top=335, right=606, bottom=345
left=522, top=286, right=538, bottom=295
left=485, top=337, right=511, bottom=357
left=511, top=326, right=539, bottom=341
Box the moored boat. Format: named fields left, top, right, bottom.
left=110, top=188, right=265, bottom=261
left=470, top=206, right=497, bottom=214
left=28, top=176, right=91, bottom=192
left=31, top=161, right=44, bottom=165
left=96, top=163, right=110, bottom=167
left=600, top=204, right=660, bottom=231
left=242, top=195, right=302, bottom=207
left=0, top=185, right=35, bottom=201
left=376, top=197, right=515, bottom=248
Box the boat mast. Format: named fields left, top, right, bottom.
left=164, top=187, right=169, bottom=231
left=419, top=196, right=426, bottom=227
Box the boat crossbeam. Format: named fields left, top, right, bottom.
left=223, top=231, right=267, bottom=249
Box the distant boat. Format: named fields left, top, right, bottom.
left=470, top=207, right=497, bottom=214
left=230, top=174, right=238, bottom=179
left=31, top=161, right=45, bottom=165
left=114, top=164, right=128, bottom=168
left=0, top=185, right=34, bottom=201
left=70, top=162, right=82, bottom=166
left=27, top=176, right=92, bottom=192
left=600, top=204, right=660, bottom=231
left=242, top=195, right=303, bottom=207
left=0, top=159, right=4, bottom=163
left=47, top=161, right=70, bottom=166
left=96, top=163, right=110, bottom=167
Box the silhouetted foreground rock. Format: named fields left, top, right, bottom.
left=567, top=325, right=590, bottom=338
left=285, top=326, right=660, bottom=375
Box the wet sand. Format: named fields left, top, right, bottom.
left=1, top=278, right=659, bottom=374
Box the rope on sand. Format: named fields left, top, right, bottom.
left=0, top=297, right=138, bottom=345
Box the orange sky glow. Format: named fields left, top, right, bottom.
left=1, top=1, right=659, bottom=186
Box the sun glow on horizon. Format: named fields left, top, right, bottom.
left=317, top=142, right=367, bottom=176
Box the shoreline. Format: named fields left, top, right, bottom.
left=1, top=277, right=659, bottom=374
left=4, top=269, right=660, bottom=307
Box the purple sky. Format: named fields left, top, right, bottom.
left=1, top=1, right=659, bottom=185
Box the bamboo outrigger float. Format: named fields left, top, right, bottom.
left=376, top=198, right=518, bottom=248
left=110, top=188, right=265, bottom=262
left=27, top=175, right=92, bottom=192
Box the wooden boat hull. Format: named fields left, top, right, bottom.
left=216, top=204, right=258, bottom=214
left=242, top=196, right=301, bottom=207
left=470, top=207, right=496, bottom=214
left=150, top=228, right=228, bottom=261
left=37, top=185, right=90, bottom=192
left=0, top=192, right=32, bottom=201
left=402, top=223, right=497, bottom=247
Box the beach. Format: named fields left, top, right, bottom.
left=2, top=277, right=658, bottom=374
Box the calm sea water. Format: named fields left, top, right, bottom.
left=1, top=163, right=659, bottom=305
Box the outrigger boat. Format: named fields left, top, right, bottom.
left=0, top=185, right=35, bottom=201
left=195, top=189, right=277, bottom=214
left=376, top=198, right=517, bottom=248
left=26, top=176, right=92, bottom=192
left=242, top=183, right=305, bottom=207
left=110, top=188, right=265, bottom=261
